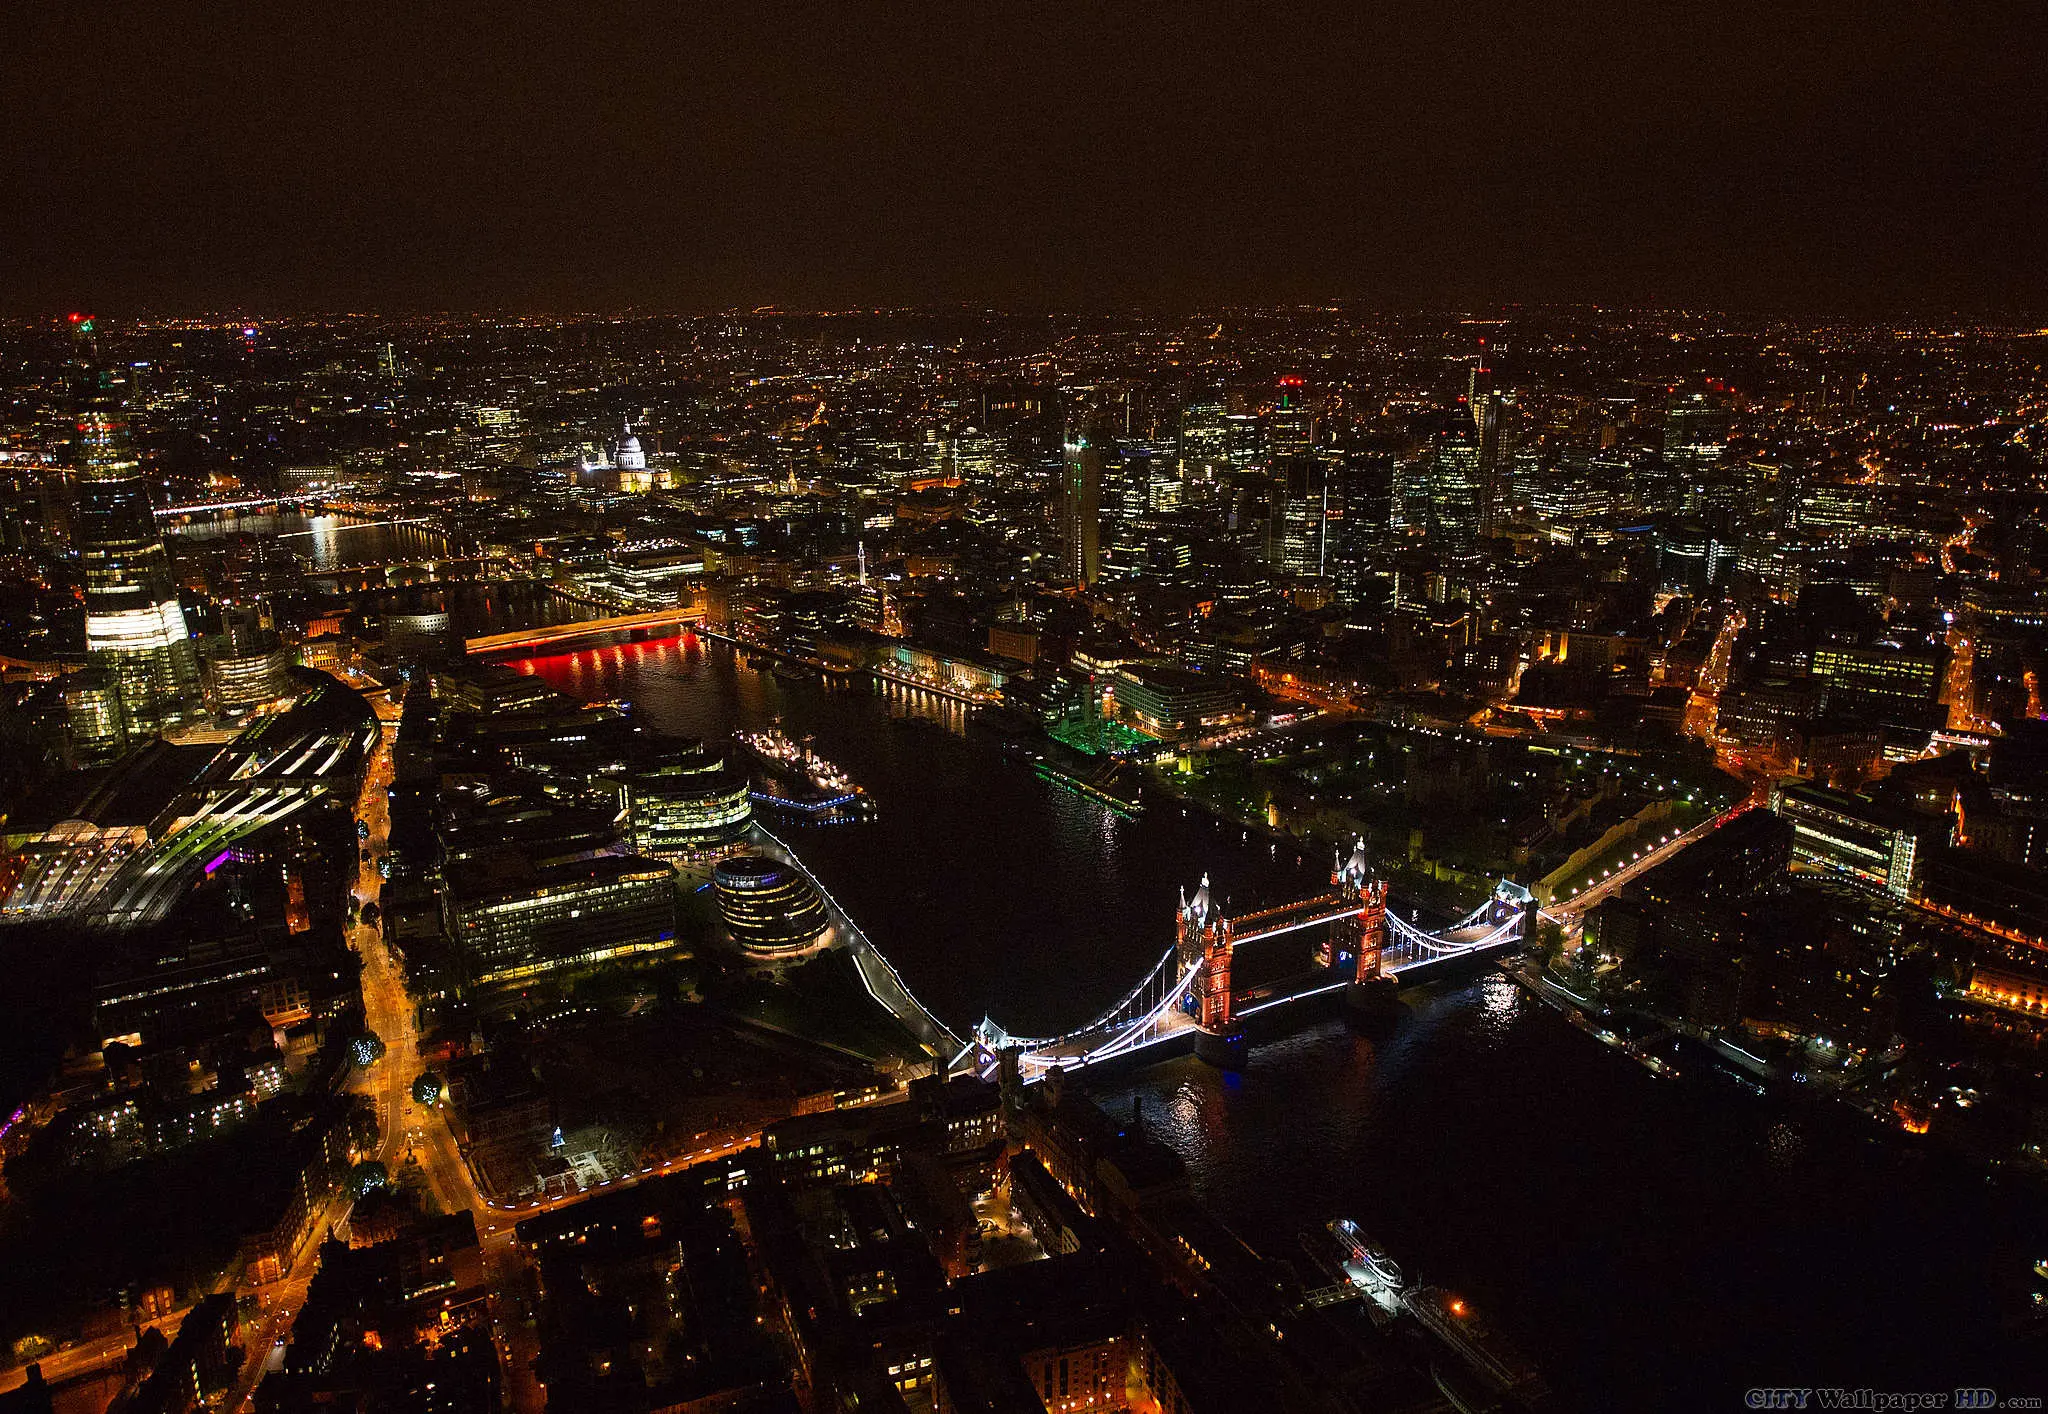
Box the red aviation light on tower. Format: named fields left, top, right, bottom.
left=1277, top=375, right=1305, bottom=387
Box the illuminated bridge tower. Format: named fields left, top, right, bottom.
left=1178, top=874, right=1246, bottom=1068
left=1354, top=880, right=1389, bottom=983
left=1332, top=839, right=1390, bottom=984
left=64, top=315, right=202, bottom=762
left=1334, top=837, right=1401, bottom=1028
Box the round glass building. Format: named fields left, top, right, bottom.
left=713, top=853, right=828, bottom=958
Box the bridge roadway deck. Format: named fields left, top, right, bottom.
left=463, top=607, right=707, bottom=655
left=1012, top=919, right=1522, bottom=1073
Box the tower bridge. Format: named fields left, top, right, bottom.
left=966, top=842, right=1532, bottom=1078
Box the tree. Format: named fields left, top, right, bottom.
left=348, top=1160, right=389, bottom=1200
left=349, top=1031, right=386, bottom=1069
left=411, top=1071, right=443, bottom=1107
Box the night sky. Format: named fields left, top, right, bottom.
left=5, top=2, right=2043, bottom=314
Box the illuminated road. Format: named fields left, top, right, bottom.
left=1550, top=806, right=1754, bottom=920
left=348, top=705, right=564, bottom=1413
left=222, top=1247, right=327, bottom=1412
left=1940, top=520, right=1978, bottom=577
left=209, top=686, right=766, bottom=1412
left=349, top=817, right=554, bottom=1414
left=1942, top=626, right=1992, bottom=735
left=1250, top=664, right=1362, bottom=713
left=1683, top=607, right=1743, bottom=744
left=328, top=703, right=546, bottom=1414
left=0, top=1310, right=189, bottom=1396
left=221, top=707, right=397, bottom=1412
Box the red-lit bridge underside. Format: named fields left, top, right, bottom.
left=464, top=607, right=707, bottom=655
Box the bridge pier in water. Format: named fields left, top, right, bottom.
left=1342, top=869, right=1404, bottom=1032
left=1177, top=840, right=1396, bottom=1068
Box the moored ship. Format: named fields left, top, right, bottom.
left=733, top=726, right=876, bottom=822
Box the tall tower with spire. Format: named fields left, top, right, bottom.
left=64, top=315, right=202, bottom=760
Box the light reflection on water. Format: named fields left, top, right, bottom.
left=509, top=634, right=1323, bottom=1038
left=206, top=574, right=2048, bottom=1408
left=169, top=513, right=450, bottom=573
left=1092, top=976, right=2044, bottom=1410
left=208, top=584, right=2046, bottom=1407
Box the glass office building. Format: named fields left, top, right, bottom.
left=65, top=317, right=202, bottom=760
left=713, top=854, right=828, bottom=959
left=445, top=855, right=680, bottom=986
left=626, top=749, right=752, bottom=856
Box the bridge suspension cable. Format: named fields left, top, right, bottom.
left=990, top=942, right=1186, bottom=1051
left=975, top=882, right=1529, bottom=1078
left=1452, top=898, right=1497, bottom=929
left=1385, top=909, right=1521, bottom=952
left=1016, top=953, right=1206, bottom=1072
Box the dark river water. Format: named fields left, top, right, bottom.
left=166, top=510, right=452, bottom=574
left=113, top=529, right=2048, bottom=1408
left=512, top=631, right=1324, bottom=1038
left=498, top=630, right=2047, bottom=1410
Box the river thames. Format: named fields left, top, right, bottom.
left=137, top=518, right=2048, bottom=1407
left=499, top=628, right=2046, bottom=1410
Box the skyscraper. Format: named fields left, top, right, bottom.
left=1328, top=440, right=1396, bottom=604
left=1427, top=419, right=1482, bottom=547
left=1469, top=350, right=1519, bottom=537
left=1177, top=397, right=1229, bottom=476
left=1265, top=454, right=1329, bottom=576
left=1664, top=391, right=1730, bottom=480
left=1662, top=387, right=1728, bottom=514
left=1264, top=376, right=1316, bottom=456
left=1057, top=418, right=1104, bottom=586
left=1465, top=345, right=1492, bottom=418
left=1475, top=390, right=1517, bottom=534
left=65, top=315, right=202, bottom=760
left=1098, top=444, right=1156, bottom=582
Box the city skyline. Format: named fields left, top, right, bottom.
left=0, top=302, right=2041, bottom=1409
left=1, top=8, right=2046, bottom=1406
